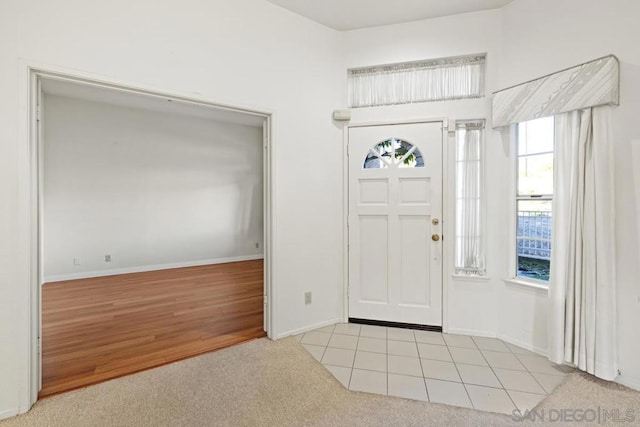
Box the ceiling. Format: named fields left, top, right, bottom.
left=265, top=0, right=513, bottom=31
left=41, top=79, right=265, bottom=128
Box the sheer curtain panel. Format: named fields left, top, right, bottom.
left=348, top=54, right=485, bottom=108
left=455, top=120, right=485, bottom=276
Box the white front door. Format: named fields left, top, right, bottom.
left=348, top=122, right=443, bottom=326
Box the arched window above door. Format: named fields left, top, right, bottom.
left=363, top=138, right=424, bottom=169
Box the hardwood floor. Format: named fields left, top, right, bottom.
left=41, top=260, right=265, bottom=397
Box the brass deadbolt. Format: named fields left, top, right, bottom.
left=432, top=234, right=440, bottom=242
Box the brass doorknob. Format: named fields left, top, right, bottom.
left=432, top=234, right=440, bottom=242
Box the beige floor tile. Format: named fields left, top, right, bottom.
left=493, top=368, right=546, bottom=394
left=505, top=342, right=538, bottom=355
left=313, top=324, right=336, bottom=333
left=354, top=351, right=387, bottom=372
left=328, top=333, right=358, bottom=350
left=301, top=331, right=331, bottom=346
left=387, top=327, right=416, bottom=342
left=420, top=359, right=461, bottom=382
left=417, top=343, right=452, bottom=362
left=456, top=363, right=502, bottom=388
left=531, top=372, right=566, bottom=393
left=359, top=325, right=387, bottom=339
left=321, top=347, right=355, bottom=368
left=465, top=384, right=517, bottom=415
left=507, top=389, right=546, bottom=412
left=414, top=330, right=446, bottom=345
left=482, top=350, right=527, bottom=370
left=302, top=344, right=325, bottom=361
left=333, top=323, right=361, bottom=336
left=349, top=368, right=387, bottom=395
left=357, top=337, right=386, bottom=354
left=516, top=354, right=568, bottom=376
left=387, top=354, right=423, bottom=377
left=324, top=364, right=351, bottom=388
left=472, top=337, right=510, bottom=352
left=449, top=347, right=488, bottom=366
left=387, top=340, right=419, bottom=357
left=425, top=378, right=473, bottom=408
left=443, top=334, right=477, bottom=349
left=388, top=373, right=428, bottom=401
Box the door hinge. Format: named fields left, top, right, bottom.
left=36, top=106, right=41, bottom=122
left=37, top=336, right=41, bottom=355
left=263, top=295, right=268, bottom=305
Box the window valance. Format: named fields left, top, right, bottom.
left=492, top=55, right=619, bottom=129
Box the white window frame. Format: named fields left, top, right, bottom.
left=508, top=118, right=554, bottom=289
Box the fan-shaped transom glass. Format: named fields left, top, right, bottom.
left=363, top=138, right=424, bottom=169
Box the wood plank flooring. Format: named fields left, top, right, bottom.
left=41, top=259, right=265, bottom=397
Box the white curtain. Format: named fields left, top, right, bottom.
left=455, top=123, right=485, bottom=275
left=548, top=106, right=617, bottom=380
left=348, top=56, right=485, bottom=108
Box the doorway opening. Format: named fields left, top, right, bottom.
left=27, top=69, right=273, bottom=399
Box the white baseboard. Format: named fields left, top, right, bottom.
left=616, top=373, right=640, bottom=391
left=497, top=334, right=548, bottom=357
left=0, top=408, right=20, bottom=421
left=446, top=327, right=497, bottom=338
left=276, top=318, right=343, bottom=340
left=43, top=254, right=264, bottom=283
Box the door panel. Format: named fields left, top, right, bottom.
left=359, top=216, right=388, bottom=303
left=348, top=122, right=443, bottom=326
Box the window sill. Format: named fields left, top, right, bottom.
left=503, top=277, right=549, bottom=293
left=452, top=274, right=491, bottom=282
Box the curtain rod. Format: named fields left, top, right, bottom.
left=492, top=54, right=619, bottom=95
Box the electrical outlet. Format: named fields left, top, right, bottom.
left=105, top=254, right=112, bottom=262
left=255, top=242, right=260, bottom=249
left=73, top=258, right=81, bottom=266
left=304, top=292, right=312, bottom=305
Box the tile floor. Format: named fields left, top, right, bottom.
left=296, top=323, right=573, bottom=415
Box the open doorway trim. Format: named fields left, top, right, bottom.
left=22, top=62, right=275, bottom=409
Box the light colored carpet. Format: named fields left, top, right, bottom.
left=1, top=337, right=638, bottom=426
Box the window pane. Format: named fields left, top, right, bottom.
left=516, top=200, right=551, bottom=281
left=363, top=139, right=424, bottom=169
left=518, top=116, right=554, bottom=155
left=518, top=153, right=553, bottom=195
left=398, top=147, right=424, bottom=168
left=364, top=150, right=389, bottom=169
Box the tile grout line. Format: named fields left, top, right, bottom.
left=412, top=330, right=430, bottom=402
left=472, top=336, right=520, bottom=412
left=512, top=351, right=565, bottom=393
left=443, top=337, right=476, bottom=410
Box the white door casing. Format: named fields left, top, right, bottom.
left=348, top=122, right=443, bottom=326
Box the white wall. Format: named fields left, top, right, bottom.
left=343, top=9, right=507, bottom=338
left=0, top=0, right=345, bottom=417
left=42, top=94, right=263, bottom=281
left=499, top=0, right=640, bottom=391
